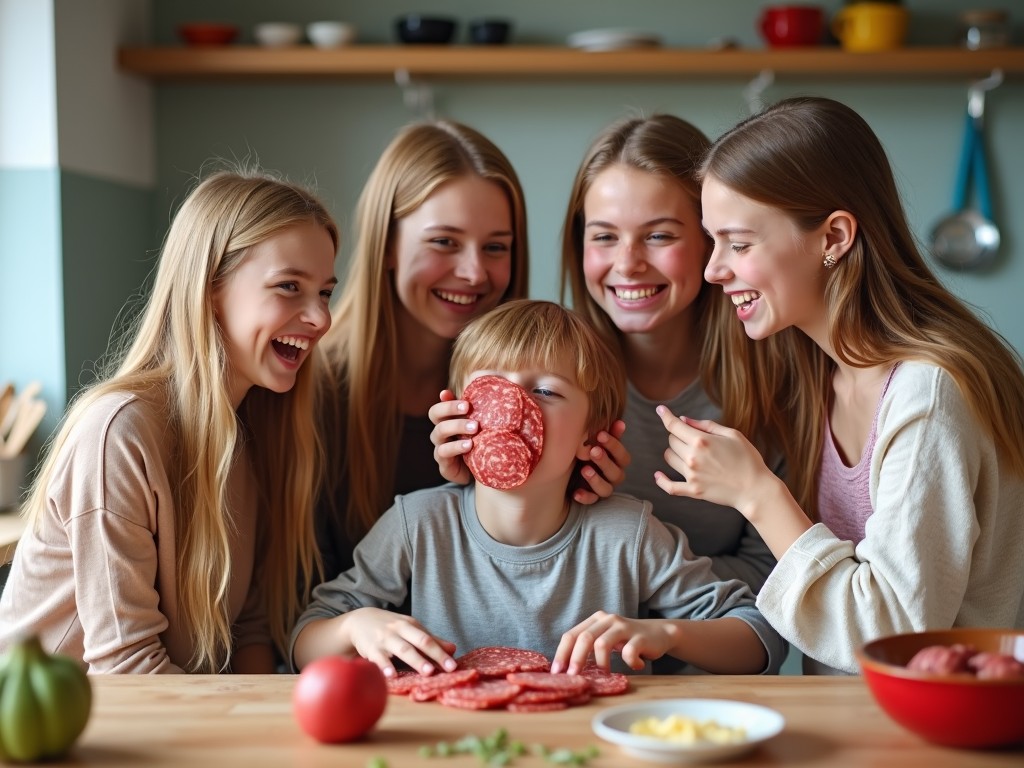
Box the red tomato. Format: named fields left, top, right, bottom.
left=293, top=656, right=388, bottom=743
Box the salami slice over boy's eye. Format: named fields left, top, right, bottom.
left=463, top=375, right=524, bottom=430
left=461, top=375, right=544, bottom=489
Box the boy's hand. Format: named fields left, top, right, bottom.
left=573, top=420, right=630, bottom=504
left=428, top=389, right=476, bottom=485
left=346, top=607, right=458, bottom=679
left=550, top=610, right=672, bottom=675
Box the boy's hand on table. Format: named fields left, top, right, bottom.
left=551, top=610, right=668, bottom=675
left=346, top=607, right=458, bottom=679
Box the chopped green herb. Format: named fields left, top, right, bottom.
left=547, top=748, right=576, bottom=764
left=416, top=730, right=597, bottom=766
left=366, top=758, right=388, bottom=768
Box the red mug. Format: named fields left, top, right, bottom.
left=758, top=5, right=825, bottom=47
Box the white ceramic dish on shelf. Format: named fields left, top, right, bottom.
left=567, top=28, right=662, bottom=51
left=592, top=698, right=784, bottom=764
left=254, top=22, right=302, bottom=48
left=306, top=21, right=357, bottom=48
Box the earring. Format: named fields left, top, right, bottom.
left=823, top=252, right=837, bottom=270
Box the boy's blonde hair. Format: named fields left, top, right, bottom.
left=25, top=168, right=337, bottom=672
left=450, top=300, right=626, bottom=439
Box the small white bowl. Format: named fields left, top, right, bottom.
left=592, top=699, right=784, bottom=764
left=254, top=22, right=302, bottom=48
left=307, top=21, right=357, bottom=48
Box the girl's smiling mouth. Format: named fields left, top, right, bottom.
left=272, top=335, right=309, bottom=362
left=433, top=289, right=480, bottom=306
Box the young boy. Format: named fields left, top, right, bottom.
left=291, top=300, right=785, bottom=677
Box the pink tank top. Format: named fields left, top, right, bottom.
left=817, top=365, right=899, bottom=545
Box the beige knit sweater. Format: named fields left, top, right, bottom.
left=0, top=392, right=269, bottom=672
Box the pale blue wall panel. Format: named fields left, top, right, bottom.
left=0, top=168, right=65, bottom=442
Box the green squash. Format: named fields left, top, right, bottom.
left=0, top=636, right=91, bottom=763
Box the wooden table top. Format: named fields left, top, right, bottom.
left=43, top=674, right=1022, bottom=766
left=0, top=510, right=25, bottom=564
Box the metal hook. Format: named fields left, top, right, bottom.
left=744, top=69, right=774, bottom=115
left=967, top=68, right=1003, bottom=121
left=394, top=68, right=436, bottom=120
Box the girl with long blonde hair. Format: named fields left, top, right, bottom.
left=656, top=96, right=1024, bottom=674
left=0, top=169, right=338, bottom=673
left=315, top=120, right=532, bottom=581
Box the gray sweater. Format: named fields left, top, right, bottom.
left=292, top=484, right=786, bottom=673
left=620, top=380, right=777, bottom=592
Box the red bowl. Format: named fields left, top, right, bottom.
left=177, top=23, right=239, bottom=47
left=857, top=628, right=1024, bottom=748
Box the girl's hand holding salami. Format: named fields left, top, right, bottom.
left=429, top=389, right=631, bottom=503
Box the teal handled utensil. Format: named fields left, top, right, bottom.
left=930, top=70, right=1002, bottom=270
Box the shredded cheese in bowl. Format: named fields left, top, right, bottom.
left=630, top=714, right=747, bottom=745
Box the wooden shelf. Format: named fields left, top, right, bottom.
left=118, top=45, right=1024, bottom=81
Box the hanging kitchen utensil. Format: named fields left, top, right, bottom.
left=929, top=71, right=1002, bottom=270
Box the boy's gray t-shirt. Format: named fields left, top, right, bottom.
left=292, top=484, right=786, bottom=673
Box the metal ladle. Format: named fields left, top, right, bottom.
left=929, top=69, right=1003, bottom=270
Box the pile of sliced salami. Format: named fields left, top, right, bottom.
left=462, top=376, right=544, bottom=490
left=386, top=646, right=629, bottom=712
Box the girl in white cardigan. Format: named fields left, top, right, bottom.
left=655, top=96, right=1024, bottom=674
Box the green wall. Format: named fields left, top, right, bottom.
left=145, top=1, right=1023, bottom=356
left=60, top=170, right=156, bottom=398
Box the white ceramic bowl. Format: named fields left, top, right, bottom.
left=592, top=698, right=784, bottom=764
left=307, top=21, right=357, bottom=48
left=254, top=22, right=302, bottom=48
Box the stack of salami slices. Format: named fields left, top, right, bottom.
left=461, top=376, right=543, bottom=490
left=386, top=646, right=629, bottom=712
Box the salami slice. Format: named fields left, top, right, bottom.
left=455, top=646, right=550, bottom=676
left=463, top=375, right=523, bottom=430
left=465, top=430, right=533, bottom=490
left=509, top=688, right=575, bottom=705
left=408, top=669, right=480, bottom=701
left=517, top=389, right=544, bottom=467
left=506, top=700, right=569, bottom=713
left=505, top=672, right=590, bottom=697
left=437, top=679, right=523, bottom=710
left=386, top=670, right=423, bottom=696
left=566, top=691, right=593, bottom=706
left=579, top=666, right=629, bottom=696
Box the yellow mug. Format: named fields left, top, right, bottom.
left=832, top=2, right=909, bottom=52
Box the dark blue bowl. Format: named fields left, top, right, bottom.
left=469, top=19, right=511, bottom=45
left=395, top=15, right=457, bottom=44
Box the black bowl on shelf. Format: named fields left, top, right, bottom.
left=395, top=15, right=457, bottom=44
left=469, top=19, right=512, bottom=45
